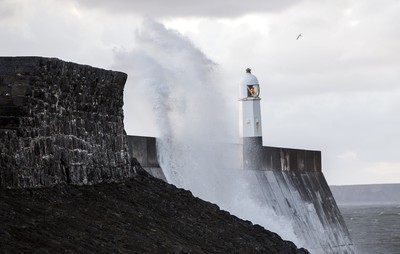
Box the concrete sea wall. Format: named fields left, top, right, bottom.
left=0, top=57, right=137, bottom=188
left=126, top=136, right=355, bottom=253
left=126, top=135, right=166, bottom=181
left=244, top=169, right=354, bottom=253
left=243, top=137, right=321, bottom=172
left=242, top=137, right=354, bottom=253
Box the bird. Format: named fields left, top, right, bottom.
left=296, top=33, right=302, bottom=40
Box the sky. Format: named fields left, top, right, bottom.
left=1, top=0, right=399, bottom=185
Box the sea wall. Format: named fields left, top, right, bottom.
left=126, top=136, right=355, bottom=253
left=242, top=137, right=354, bottom=253
left=244, top=170, right=354, bottom=253
left=126, top=135, right=166, bottom=181
left=242, top=137, right=321, bottom=171
left=0, top=57, right=137, bottom=188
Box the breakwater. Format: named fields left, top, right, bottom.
left=126, top=135, right=356, bottom=253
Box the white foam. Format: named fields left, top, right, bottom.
left=114, top=18, right=301, bottom=246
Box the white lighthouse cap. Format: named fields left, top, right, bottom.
left=239, top=68, right=260, bottom=99
left=240, top=68, right=259, bottom=86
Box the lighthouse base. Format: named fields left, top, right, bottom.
left=242, top=137, right=263, bottom=170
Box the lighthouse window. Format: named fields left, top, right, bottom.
left=247, top=85, right=260, bottom=98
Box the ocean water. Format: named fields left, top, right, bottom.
left=339, top=204, right=400, bottom=254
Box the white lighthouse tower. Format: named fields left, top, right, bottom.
left=239, top=68, right=262, bottom=138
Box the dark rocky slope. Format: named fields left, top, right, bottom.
left=0, top=170, right=309, bottom=254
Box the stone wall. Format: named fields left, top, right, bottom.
left=0, top=57, right=137, bottom=188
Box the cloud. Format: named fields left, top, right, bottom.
left=0, top=0, right=20, bottom=21
left=75, top=0, right=301, bottom=17
left=368, top=162, right=400, bottom=175
left=0, top=0, right=138, bottom=69
left=337, top=151, right=358, bottom=160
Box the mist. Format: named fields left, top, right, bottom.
left=114, top=18, right=302, bottom=247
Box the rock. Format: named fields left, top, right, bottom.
left=0, top=174, right=309, bottom=254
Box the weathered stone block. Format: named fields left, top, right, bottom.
left=0, top=57, right=138, bottom=188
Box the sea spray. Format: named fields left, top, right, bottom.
left=114, top=18, right=302, bottom=247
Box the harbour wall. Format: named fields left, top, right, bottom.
left=126, top=135, right=355, bottom=254
left=126, top=135, right=166, bottom=181
left=242, top=137, right=321, bottom=172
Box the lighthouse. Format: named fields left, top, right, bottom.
left=239, top=68, right=263, bottom=170
left=239, top=68, right=262, bottom=138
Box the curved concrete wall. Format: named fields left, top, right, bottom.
left=126, top=135, right=166, bottom=181
left=125, top=135, right=354, bottom=253
left=243, top=137, right=354, bottom=253
left=245, top=170, right=354, bottom=253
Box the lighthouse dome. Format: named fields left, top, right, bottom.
left=239, top=68, right=260, bottom=99
left=240, top=71, right=259, bottom=86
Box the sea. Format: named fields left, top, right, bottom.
left=339, top=204, right=400, bottom=254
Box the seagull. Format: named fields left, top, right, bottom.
left=296, top=33, right=302, bottom=40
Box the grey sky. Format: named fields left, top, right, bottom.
left=0, top=0, right=399, bottom=185
left=76, top=0, right=300, bottom=17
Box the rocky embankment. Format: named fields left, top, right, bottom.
left=0, top=170, right=309, bottom=254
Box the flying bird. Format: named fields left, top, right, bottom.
left=296, top=33, right=302, bottom=40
